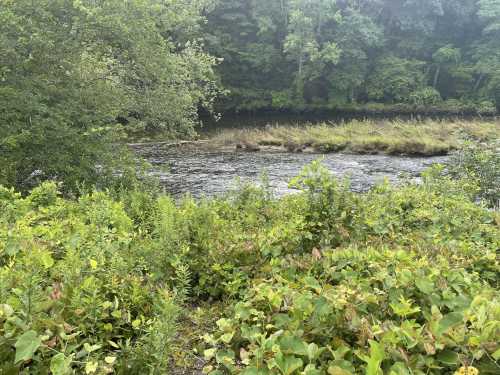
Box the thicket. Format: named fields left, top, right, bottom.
left=0, top=0, right=218, bottom=194
left=1, top=155, right=498, bottom=374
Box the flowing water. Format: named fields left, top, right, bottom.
left=134, top=144, right=448, bottom=198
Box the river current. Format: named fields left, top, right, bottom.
left=134, top=144, right=448, bottom=198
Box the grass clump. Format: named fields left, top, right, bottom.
left=212, top=119, right=500, bottom=156
left=1, top=156, right=499, bottom=374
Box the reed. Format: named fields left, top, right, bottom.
left=211, top=118, right=500, bottom=156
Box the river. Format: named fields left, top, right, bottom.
left=134, top=144, right=448, bottom=198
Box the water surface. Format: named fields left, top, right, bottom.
left=135, top=145, right=448, bottom=198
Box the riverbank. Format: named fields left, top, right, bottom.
left=2, top=155, right=498, bottom=374
left=211, top=119, right=500, bottom=156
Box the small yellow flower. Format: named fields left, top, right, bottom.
left=454, top=366, right=479, bottom=375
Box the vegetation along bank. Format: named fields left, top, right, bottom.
left=1, top=0, right=500, bottom=374
left=1, top=147, right=499, bottom=374
left=212, top=119, right=500, bottom=156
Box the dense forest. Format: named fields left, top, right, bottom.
left=206, top=0, right=500, bottom=113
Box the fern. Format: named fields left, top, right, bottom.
left=171, top=256, right=192, bottom=305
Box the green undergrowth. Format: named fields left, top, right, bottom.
left=213, top=119, right=500, bottom=156
left=1, top=158, right=499, bottom=374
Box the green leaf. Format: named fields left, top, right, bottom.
left=40, top=251, right=54, bottom=268
left=50, top=353, right=72, bottom=375
left=241, top=367, right=269, bottom=375
left=204, top=348, right=217, bottom=360
left=306, top=343, right=324, bottom=361
left=279, top=335, right=308, bottom=356
left=492, top=348, right=500, bottom=361
left=328, top=365, right=353, bottom=375
left=437, top=312, right=463, bottom=335
left=85, top=361, right=98, bottom=374
left=15, top=330, right=42, bottom=363
left=104, top=356, right=116, bottom=364
left=366, top=341, right=385, bottom=375
left=303, top=364, right=322, bottom=375
left=273, top=353, right=303, bottom=375
left=220, top=332, right=234, bottom=344
left=437, top=350, right=459, bottom=365
left=415, top=278, right=434, bottom=294
left=328, top=359, right=355, bottom=373
left=303, top=277, right=322, bottom=292
left=389, top=362, right=411, bottom=375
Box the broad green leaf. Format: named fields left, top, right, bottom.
left=50, top=353, right=72, bottom=375
left=328, top=365, right=353, bottom=375
left=85, top=361, right=98, bottom=374
left=306, top=343, right=324, bottom=361
left=104, top=356, right=116, bottom=364
left=389, top=362, right=411, bottom=375
left=15, top=330, right=42, bottom=363
left=415, top=278, right=434, bottom=294
left=437, top=350, right=459, bottom=365
left=328, top=360, right=355, bottom=373
left=366, top=340, right=385, bottom=375
left=241, top=367, right=269, bottom=375
left=303, top=364, right=322, bottom=375
left=40, top=251, right=54, bottom=268
left=274, top=353, right=303, bottom=375
left=279, top=335, right=308, bottom=356
left=204, top=348, right=217, bottom=360
left=437, top=312, right=463, bottom=335
left=492, top=348, right=500, bottom=361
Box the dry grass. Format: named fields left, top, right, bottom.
left=211, top=119, right=500, bottom=156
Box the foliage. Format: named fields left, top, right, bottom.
left=448, top=144, right=500, bottom=208
left=203, top=163, right=500, bottom=374
left=0, top=0, right=218, bottom=194
left=2, top=161, right=499, bottom=373
left=0, top=182, right=180, bottom=374
left=205, top=0, right=500, bottom=112
left=211, top=119, right=500, bottom=156
left=205, top=251, right=499, bottom=374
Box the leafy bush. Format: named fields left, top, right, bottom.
left=1, top=162, right=499, bottom=374
left=205, top=249, right=499, bottom=374
left=201, top=164, right=499, bottom=374
left=0, top=183, right=179, bottom=374
left=0, top=0, right=218, bottom=194
left=409, top=87, right=442, bottom=106
left=448, top=145, right=500, bottom=208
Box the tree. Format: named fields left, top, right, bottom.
left=326, top=6, right=383, bottom=104
left=204, top=0, right=499, bottom=112
left=0, top=0, right=218, bottom=193
left=475, top=0, right=500, bottom=108
left=431, top=45, right=461, bottom=88
left=367, top=56, right=426, bottom=103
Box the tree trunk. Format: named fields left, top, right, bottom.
left=433, top=65, right=441, bottom=88
left=298, top=52, right=303, bottom=77
left=473, top=73, right=484, bottom=92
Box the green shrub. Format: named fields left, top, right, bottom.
left=1, top=162, right=499, bottom=374
left=0, top=183, right=179, bottom=374
left=204, top=248, right=500, bottom=374
left=448, top=145, right=500, bottom=208
left=409, top=87, right=442, bottom=106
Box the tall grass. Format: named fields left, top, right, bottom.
left=212, top=119, right=500, bottom=156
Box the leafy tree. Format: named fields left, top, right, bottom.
left=205, top=0, right=500, bottom=112
left=0, top=0, right=218, bottom=193
left=475, top=0, right=500, bottom=109
left=367, top=56, right=426, bottom=103
left=431, top=45, right=461, bottom=88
